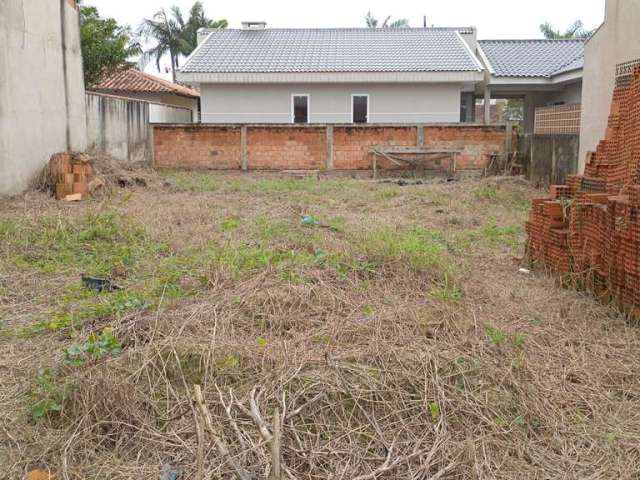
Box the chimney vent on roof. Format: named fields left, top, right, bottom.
left=242, top=21, right=267, bottom=30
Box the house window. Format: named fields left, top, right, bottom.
left=292, top=95, right=309, bottom=123
left=352, top=95, right=369, bottom=123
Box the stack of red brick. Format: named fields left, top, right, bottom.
left=526, top=66, right=640, bottom=310
left=50, top=152, right=95, bottom=200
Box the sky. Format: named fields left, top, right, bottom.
left=85, top=0, right=607, bottom=79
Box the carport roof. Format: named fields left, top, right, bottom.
left=478, top=39, right=584, bottom=78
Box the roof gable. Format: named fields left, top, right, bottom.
left=181, top=28, right=483, bottom=74
left=478, top=39, right=584, bottom=78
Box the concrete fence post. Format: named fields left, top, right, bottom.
left=325, top=125, right=334, bottom=171
left=416, top=125, right=424, bottom=147
left=241, top=126, right=248, bottom=171
left=505, top=121, right=513, bottom=156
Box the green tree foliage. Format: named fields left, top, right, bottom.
left=182, top=1, right=228, bottom=53
left=138, top=2, right=227, bottom=83
left=79, top=3, right=139, bottom=88
left=540, top=20, right=592, bottom=39
left=365, top=11, right=410, bottom=28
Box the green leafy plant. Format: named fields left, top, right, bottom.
left=429, top=402, right=440, bottom=420
left=63, top=328, right=122, bottom=366
left=29, top=368, right=71, bottom=423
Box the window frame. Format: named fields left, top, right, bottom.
left=291, top=94, right=311, bottom=123
left=351, top=93, right=369, bottom=124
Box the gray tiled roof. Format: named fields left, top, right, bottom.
left=181, top=28, right=482, bottom=74
left=478, top=39, right=584, bottom=78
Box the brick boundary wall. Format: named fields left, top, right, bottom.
left=153, top=124, right=513, bottom=174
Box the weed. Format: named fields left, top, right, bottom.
left=29, top=368, right=72, bottom=423
left=486, top=326, right=507, bottom=346
left=478, top=224, right=523, bottom=247
left=221, top=217, right=241, bottom=232
left=37, top=290, right=147, bottom=333
left=255, top=178, right=318, bottom=193
left=431, top=283, right=463, bottom=304
left=378, top=188, right=399, bottom=201
left=10, top=212, right=166, bottom=276
left=63, top=328, right=123, bottom=367
left=356, top=226, right=448, bottom=272
left=362, top=305, right=375, bottom=317
left=221, top=354, right=240, bottom=369
left=429, top=402, right=441, bottom=420
left=512, top=334, right=526, bottom=348
left=474, top=184, right=529, bottom=211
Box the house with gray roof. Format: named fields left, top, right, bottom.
left=477, top=39, right=584, bottom=132
left=178, top=22, right=584, bottom=132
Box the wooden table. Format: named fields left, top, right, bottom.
left=369, top=146, right=460, bottom=178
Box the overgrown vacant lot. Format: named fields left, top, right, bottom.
left=1, top=172, right=639, bottom=479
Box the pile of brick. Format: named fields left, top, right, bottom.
left=49, top=152, right=95, bottom=201
left=526, top=65, right=640, bottom=311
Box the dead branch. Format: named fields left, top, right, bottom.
left=193, top=385, right=252, bottom=480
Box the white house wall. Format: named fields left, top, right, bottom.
left=0, top=0, right=86, bottom=195
left=200, top=83, right=463, bottom=124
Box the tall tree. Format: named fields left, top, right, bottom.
left=182, top=1, right=228, bottom=53
left=79, top=3, right=139, bottom=88
left=365, top=11, right=410, bottom=28
left=138, top=8, right=189, bottom=83
left=540, top=20, right=592, bottom=39
left=138, top=3, right=227, bottom=82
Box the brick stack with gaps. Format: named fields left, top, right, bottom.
left=526, top=65, right=640, bottom=312
left=49, top=152, right=95, bottom=201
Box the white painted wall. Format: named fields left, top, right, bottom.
left=149, top=103, right=192, bottom=123
left=200, top=83, right=463, bottom=123
left=0, top=0, right=86, bottom=195
left=579, top=0, right=640, bottom=171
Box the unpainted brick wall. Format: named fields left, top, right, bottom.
left=154, top=126, right=241, bottom=169
left=248, top=127, right=326, bottom=170
left=333, top=127, right=417, bottom=170
left=153, top=124, right=509, bottom=172
left=423, top=126, right=507, bottom=170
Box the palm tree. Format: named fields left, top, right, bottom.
left=138, top=2, right=227, bottom=83
left=138, top=8, right=189, bottom=82
left=540, top=20, right=592, bottom=39
left=182, top=1, right=228, bottom=53
left=365, top=11, right=410, bottom=28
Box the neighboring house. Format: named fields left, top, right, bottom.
left=178, top=22, right=585, bottom=131
left=93, top=69, right=200, bottom=122
left=1, top=0, right=86, bottom=195
left=178, top=24, right=484, bottom=124
left=476, top=39, right=585, bottom=133
left=579, top=0, right=640, bottom=171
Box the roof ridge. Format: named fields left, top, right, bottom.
left=200, top=27, right=475, bottom=34
left=551, top=52, right=585, bottom=76
left=479, top=38, right=585, bottom=43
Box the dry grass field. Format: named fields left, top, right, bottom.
left=1, top=171, right=639, bottom=479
